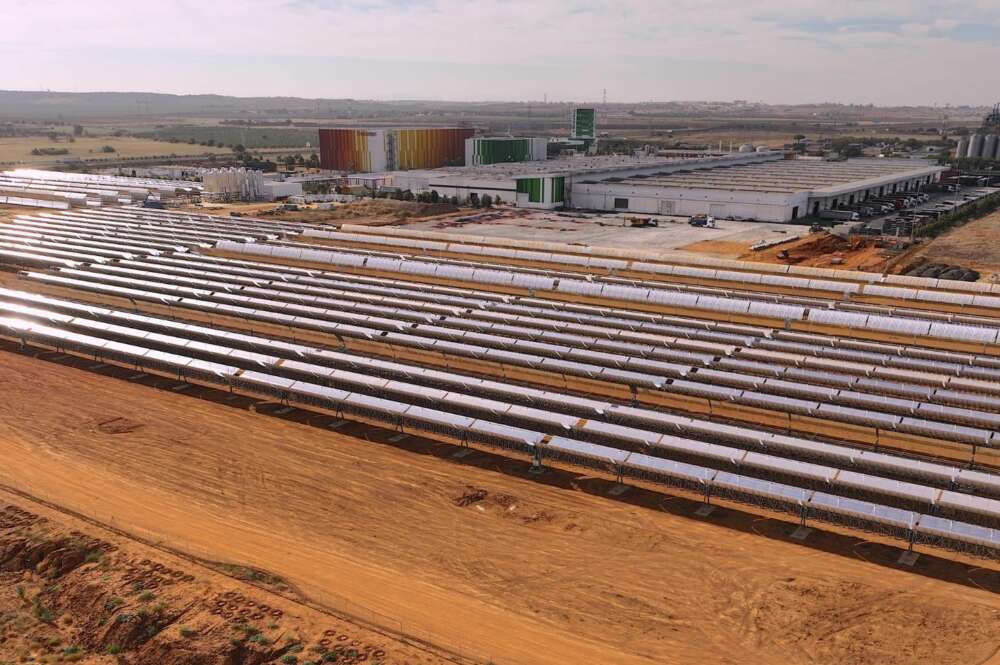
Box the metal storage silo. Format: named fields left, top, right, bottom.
left=956, top=137, right=970, bottom=158
left=738, top=144, right=753, bottom=153
left=984, top=135, right=999, bottom=162
left=968, top=133, right=984, bottom=158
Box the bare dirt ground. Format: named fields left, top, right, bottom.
left=904, top=210, right=1000, bottom=281
left=0, top=205, right=30, bottom=223
left=739, top=232, right=893, bottom=272
left=0, top=494, right=438, bottom=665
left=679, top=231, right=893, bottom=272
left=184, top=200, right=459, bottom=227
left=5, top=348, right=1000, bottom=665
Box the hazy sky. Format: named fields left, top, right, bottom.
left=4, top=0, right=1000, bottom=105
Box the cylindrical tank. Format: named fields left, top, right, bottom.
left=956, top=137, right=970, bottom=158
left=755, top=145, right=769, bottom=152
left=984, top=135, right=999, bottom=162
left=968, top=133, right=984, bottom=158
left=995, top=136, right=1000, bottom=160
left=739, top=144, right=753, bottom=153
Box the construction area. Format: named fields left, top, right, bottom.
left=6, top=202, right=1000, bottom=664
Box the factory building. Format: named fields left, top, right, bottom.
left=389, top=152, right=945, bottom=220
left=572, top=157, right=946, bottom=221
left=465, top=137, right=548, bottom=166
left=390, top=153, right=775, bottom=210
left=319, top=127, right=474, bottom=173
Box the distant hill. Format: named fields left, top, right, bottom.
left=0, top=90, right=987, bottom=126
left=0, top=91, right=380, bottom=120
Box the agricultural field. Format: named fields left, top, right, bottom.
left=0, top=136, right=230, bottom=165
left=134, top=126, right=320, bottom=149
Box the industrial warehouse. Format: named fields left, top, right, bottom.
left=313, top=106, right=946, bottom=221
left=387, top=151, right=945, bottom=221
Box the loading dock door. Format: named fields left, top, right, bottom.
left=658, top=200, right=675, bottom=215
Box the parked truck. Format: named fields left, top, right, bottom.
left=819, top=209, right=860, bottom=222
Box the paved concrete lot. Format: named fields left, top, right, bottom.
left=398, top=210, right=800, bottom=254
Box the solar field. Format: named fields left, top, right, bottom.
left=5, top=207, right=1000, bottom=663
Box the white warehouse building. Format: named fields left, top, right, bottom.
left=572, top=157, right=946, bottom=222
left=388, top=152, right=945, bottom=220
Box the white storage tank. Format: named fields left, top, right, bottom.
left=956, top=137, right=970, bottom=158
left=968, top=133, right=984, bottom=158
left=983, top=135, right=999, bottom=161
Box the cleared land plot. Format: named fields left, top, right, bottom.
left=394, top=209, right=798, bottom=253
left=0, top=489, right=439, bottom=664
left=907, top=210, right=1000, bottom=279
left=0, top=136, right=230, bottom=165
left=4, top=350, right=1000, bottom=665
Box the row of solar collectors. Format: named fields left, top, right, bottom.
left=29, top=211, right=277, bottom=243
left=216, top=241, right=1000, bottom=349
left=333, top=224, right=1000, bottom=297
left=145, top=253, right=1000, bottom=379
left=270, top=238, right=847, bottom=313
left=82, top=207, right=310, bottom=238
left=19, top=267, right=1000, bottom=449
left=264, top=237, right=1000, bottom=335
left=61, top=256, right=1000, bottom=408
left=0, top=176, right=132, bottom=201
left=78, top=251, right=1000, bottom=399
left=0, top=179, right=133, bottom=204
left=8, top=284, right=1000, bottom=499
left=330, top=224, right=947, bottom=289
left=0, top=223, right=172, bottom=257
left=0, top=195, right=70, bottom=210
left=3, top=170, right=202, bottom=191
left=63, top=257, right=1000, bottom=407
left=306, top=236, right=1000, bottom=332
left=28, top=207, right=305, bottom=244
left=7, top=216, right=204, bottom=252
left=0, top=229, right=163, bottom=262
left=42, top=256, right=1000, bottom=422
left=1, top=310, right=998, bottom=559
left=301, top=229, right=1000, bottom=314
left=10, top=214, right=253, bottom=248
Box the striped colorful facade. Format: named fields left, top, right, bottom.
left=318, top=129, right=374, bottom=172
left=319, top=128, right=473, bottom=173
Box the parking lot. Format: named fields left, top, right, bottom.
left=861, top=187, right=999, bottom=237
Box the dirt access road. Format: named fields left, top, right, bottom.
left=4, top=349, right=1000, bottom=665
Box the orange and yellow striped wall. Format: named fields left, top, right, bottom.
left=393, top=128, right=474, bottom=170
left=318, top=129, right=372, bottom=172
left=320, top=128, right=474, bottom=173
